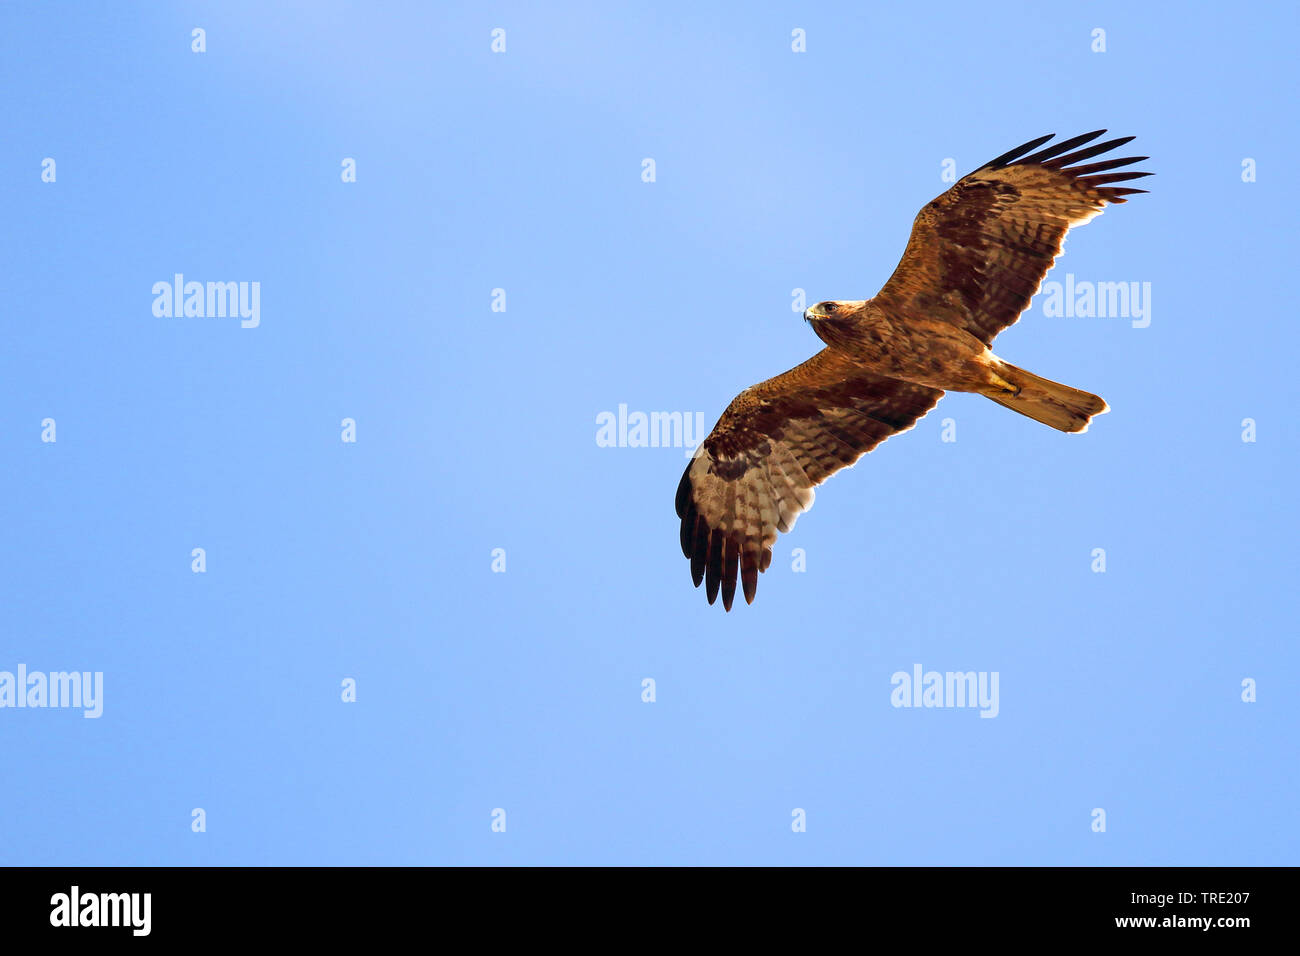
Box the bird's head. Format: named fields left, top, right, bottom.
left=803, top=300, right=864, bottom=322
left=803, top=300, right=865, bottom=346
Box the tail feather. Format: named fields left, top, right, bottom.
left=983, top=362, right=1108, bottom=433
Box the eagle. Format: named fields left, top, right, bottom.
left=675, top=130, right=1150, bottom=610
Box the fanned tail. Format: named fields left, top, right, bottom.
left=983, top=362, right=1108, bottom=433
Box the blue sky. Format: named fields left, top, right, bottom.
left=1, top=1, right=1296, bottom=865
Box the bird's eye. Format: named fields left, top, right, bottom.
left=822, top=303, right=836, bottom=314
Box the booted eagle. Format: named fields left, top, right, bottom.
left=675, top=130, right=1150, bottom=610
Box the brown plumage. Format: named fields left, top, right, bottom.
left=676, top=131, right=1150, bottom=610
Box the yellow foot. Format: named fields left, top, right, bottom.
left=987, top=371, right=1021, bottom=396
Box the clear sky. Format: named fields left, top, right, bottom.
left=2, top=1, right=1296, bottom=865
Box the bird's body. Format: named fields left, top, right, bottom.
left=808, top=299, right=997, bottom=392
left=675, top=131, right=1151, bottom=610
left=808, top=298, right=1107, bottom=430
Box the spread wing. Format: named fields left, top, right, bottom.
left=874, top=130, right=1152, bottom=346
left=675, top=348, right=942, bottom=611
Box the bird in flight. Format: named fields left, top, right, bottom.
left=675, top=130, right=1150, bottom=610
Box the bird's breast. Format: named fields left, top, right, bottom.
left=818, top=307, right=983, bottom=386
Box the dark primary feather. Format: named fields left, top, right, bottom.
left=980, top=133, right=1055, bottom=169
left=979, top=130, right=1149, bottom=197
left=1008, top=129, right=1109, bottom=166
